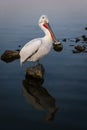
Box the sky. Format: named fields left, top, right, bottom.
left=0, top=0, right=87, bottom=26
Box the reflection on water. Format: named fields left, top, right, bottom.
left=22, top=65, right=58, bottom=122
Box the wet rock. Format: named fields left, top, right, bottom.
left=53, top=42, right=63, bottom=52
left=18, top=45, right=21, bottom=48
left=1, top=50, right=20, bottom=63
left=26, top=64, right=45, bottom=82
left=82, top=35, right=87, bottom=42
left=75, top=38, right=80, bottom=43
left=74, top=45, right=86, bottom=52
left=62, top=38, right=67, bottom=42
left=85, top=27, right=87, bottom=30
left=16, top=49, right=20, bottom=52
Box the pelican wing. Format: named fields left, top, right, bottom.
left=20, top=38, right=42, bottom=64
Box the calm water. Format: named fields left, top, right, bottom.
left=0, top=23, right=87, bottom=130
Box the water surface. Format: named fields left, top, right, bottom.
left=0, top=23, right=87, bottom=130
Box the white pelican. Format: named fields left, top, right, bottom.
left=20, top=15, right=59, bottom=65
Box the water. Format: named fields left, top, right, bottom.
left=0, top=23, right=87, bottom=130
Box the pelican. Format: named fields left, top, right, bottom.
left=20, top=15, right=59, bottom=65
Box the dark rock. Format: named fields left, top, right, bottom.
left=85, top=27, right=87, bottom=30
left=1, top=50, right=20, bottom=63
left=53, top=42, right=63, bottom=52
left=82, top=35, right=86, bottom=38
left=74, top=45, right=86, bottom=52
left=62, top=38, right=67, bottom=42
left=26, top=64, right=45, bottom=82
left=18, top=45, right=21, bottom=48
left=16, top=49, right=20, bottom=52
left=82, top=35, right=87, bottom=42
left=75, top=38, right=80, bottom=43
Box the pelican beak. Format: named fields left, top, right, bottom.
left=43, top=22, right=63, bottom=52
left=43, top=22, right=58, bottom=43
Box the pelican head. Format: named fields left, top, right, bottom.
left=38, top=15, right=58, bottom=43
left=39, top=15, right=49, bottom=24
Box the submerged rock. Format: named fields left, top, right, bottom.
left=1, top=50, right=20, bottom=63
left=26, top=64, right=45, bottom=82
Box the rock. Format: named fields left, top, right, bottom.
left=62, top=38, right=67, bottom=42
left=75, top=38, right=80, bottom=43
left=26, top=64, right=45, bottom=82
left=1, top=50, right=20, bottom=63
left=85, top=27, right=87, bottom=30
left=82, top=35, right=87, bottom=42
left=18, top=45, right=21, bottom=48
left=53, top=42, right=63, bottom=52
left=16, top=49, right=20, bottom=52
left=75, top=45, right=86, bottom=52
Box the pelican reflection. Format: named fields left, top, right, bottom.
left=22, top=69, right=58, bottom=122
